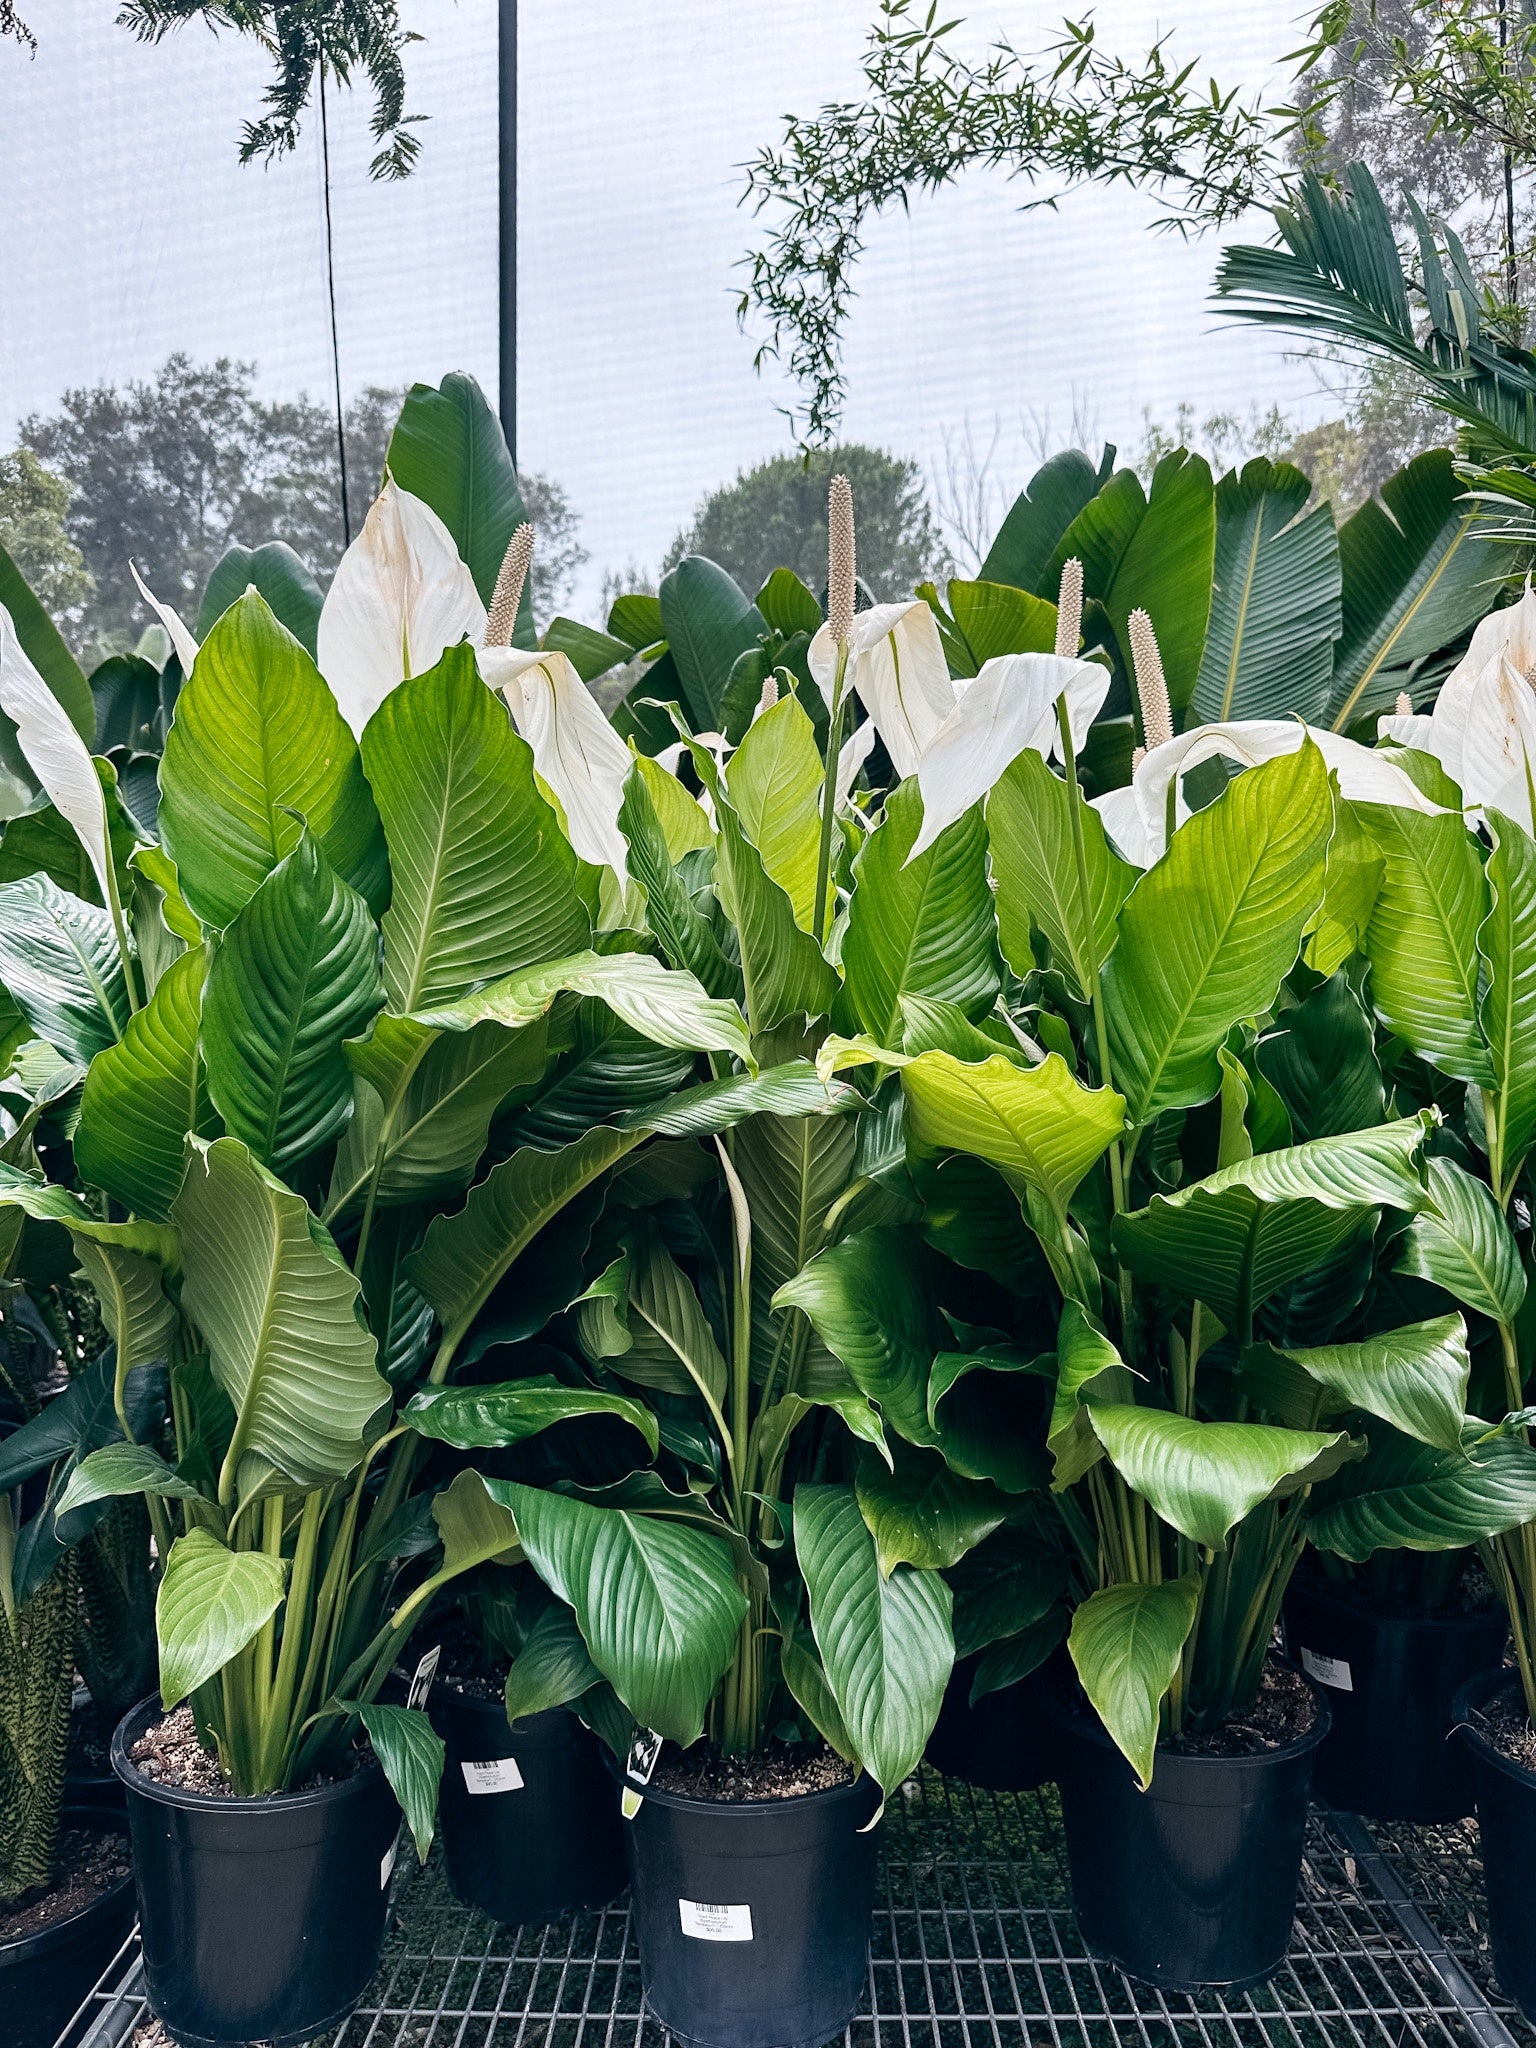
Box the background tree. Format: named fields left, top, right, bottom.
left=0, top=450, right=92, bottom=618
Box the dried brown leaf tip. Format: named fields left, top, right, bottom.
left=827, top=474, right=856, bottom=645
left=485, top=522, right=535, bottom=648
left=1055, top=557, right=1084, bottom=661
left=1128, top=608, right=1174, bottom=754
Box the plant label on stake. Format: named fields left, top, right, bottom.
left=1299, top=1647, right=1353, bottom=1692
left=407, top=1643, right=441, bottom=1710
left=622, top=1728, right=663, bottom=1818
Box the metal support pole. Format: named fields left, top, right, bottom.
left=498, top=0, right=517, bottom=467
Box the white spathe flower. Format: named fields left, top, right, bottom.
left=808, top=600, right=953, bottom=778
left=318, top=481, right=486, bottom=734
left=481, top=646, right=634, bottom=879
left=0, top=602, right=117, bottom=908
left=130, top=562, right=199, bottom=677
left=1094, top=719, right=1443, bottom=869
left=1459, top=653, right=1536, bottom=833
left=1379, top=581, right=1536, bottom=803
left=907, top=652, right=1111, bottom=859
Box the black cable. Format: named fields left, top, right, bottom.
left=319, top=59, right=352, bottom=550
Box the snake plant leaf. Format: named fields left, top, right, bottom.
left=1104, top=741, right=1332, bottom=1123
left=360, top=645, right=588, bottom=1012
left=1112, top=1116, right=1433, bottom=1331
left=853, top=1446, right=1010, bottom=1574
left=841, top=781, right=1000, bottom=1044
left=502, top=1600, right=604, bottom=1725
left=202, top=832, right=384, bottom=1174
left=1192, top=459, right=1341, bottom=727
left=0, top=874, right=129, bottom=1062
left=1069, top=1576, right=1201, bottom=1789
left=357, top=1704, right=445, bottom=1862
left=173, top=1136, right=389, bottom=1500
left=74, top=946, right=214, bottom=1219
left=988, top=747, right=1134, bottom=1001
left=1085, top=1405, right=1362, bottom=1549
left=1480, top=812, right=1536, bottom=1184
left=403, top=1377, right=659, bottom=1456
left=1049, top=1301, right=1136, bottom=1488
left=794, top=1481, right=954, bottom=1795
left=486, top=1477, right=747, bottom=1747
left=158, top=592, right=388, bottom=929
left=1359, top=798, right=1493, bottom=1086
left=1275, top=1313, right=1470, bottom=1452
left=156, top=1527, right=287, bottom=1708
left=198, top=542, right=324, bottom=657
left=56, top=1442, right=205, bottom=1519
left=1395, top=1155, right=1527, bottom=1326
left=725, top=693, right=824, bottom=932
left=618, top=761, right=737, bottom=998
left=1255, top=970, right=1385, bottom=1141
left=1308, top=1418, right=1536, bottom=1557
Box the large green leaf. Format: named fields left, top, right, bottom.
left=387, top=373, right=533, bottom=636
left=1277, top=1313, right=1470, bottom=1452
left=1395, top=1155, right=1526, bottom=1326
left=1104, top=742, right=1333, bottom=1122
left=726, top=694, right=824, bottom=932
left=0, top=760, right=139, bottom=907
left=1255, top=970, right=1385, bottom=1141
left=854, top=1448, right=1009, bottom=1574
left=898, top=1049, right=1125, bottom=1219
left=56, top=1441, right=206, bottom=1519
left=197, top=542, right=324, bottom=658
left=618, top=763, right=737, bottom=998
left=431, top=1468, right=523, bottom=1576
left=0, top=542, right=94, bottom=748
left=1192, top=460, right=1340, bottom=726
left=1309, top=1419, right=1536, bottom=1556
left=403, top=1377, right=659, bottom=1455
left=946, top=581, right=1058, bottom=665
left=1112, top=1116, right=1432, bottom=1330
left=659, top=557, right=767, bottom=731
left=172, top=1136, right=389, bottom=1500
left=842, top=781, right=1000, bottom=1044
left=794, top=1482, right=953, bottom=1795
left=1480, top=812, right=1536, bottom=1184
left=69, top=1235, right=180, bottom=1430
left=488, top=1478, right=747, bottom=1746
left=776, top=1226, right=945, bottom=1447
left=1068, top=1577, right=1200, bottom=1789
left=158, top=592, right=387, bottom=929
left=988, top=748, right=1133, bottom=1002
left=357, top=1704, right=445, bottom=1860
left=0, top=874, right=129, bottom=1062
left=981, top=450, right=1103, bottom=593
left=1103, top=452, right=1215, bottom=716
left=156, top=1527, right=287, bottom=1708
left=1359, top=800, right=1493, bottom=1085
left=75, top=946, right=215, bottom=1220
left=508, top=1010, right=691, bottom=1151
left=502, top=1600, right=604, bottom=1724
left=202, top=833, right=383, bottom=1174
left=361, top=646, right=588, bottom=1011
left=1049, top=1301, right=1135, bottom=1487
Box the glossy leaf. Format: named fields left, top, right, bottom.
left=0, top=874, right=129, bottom=1062
left=988, top=748, right=1133, bottom=1001
left=726, top=694, right=824, bottom=931
left=1309, top=1419, right=1536, bottom=1556
left=898, top=1049, right=1125, bottom=1218
left=1278, top=1313, right=1470, bottom=1452
left=1068, top=1576, right=1200, bottom=1789
left=1395, top=1155, right=1526, bottom=1326
left=854, top=1448, right=1009, bottom=1575
left=502, top=1600, right=603, bottom=1724
left=358, top=1704, right=445, bottom=1860
left=659, top=556, right=767, bottom=731
left=1359, top=800, right=1493, bottom=1086
left=1480, top=811, right=1536, bottom=1182
left=75, top=946, right=215, bottom=1220
left=1048, top=1301, right=1135, bottom=1488
left=981, top=449, right=1102, bottom=593
left=388, top=373, right=531, bottom=618
left=404, top=1377, right=659, bottom=1456
left=197, top=542, right=323, bottom=656
left=156, top=1527, right=286, bottom=1707
left=1255, top=971, right=1385, bottom=1141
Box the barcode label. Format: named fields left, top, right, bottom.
left=462, top=1755, right=525, bottom=1795
left=678, top=1898, right=753, bottom=1942
left=1300, top=1647, right=1353, bottom=1692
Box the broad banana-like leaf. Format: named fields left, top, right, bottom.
left=1309, top=1418, right=1536, bottom=1556
left=357, top=1704, right=444, bottom=1861
left=1086, top=1404, right=1360, bottom=1549
left=1049, top=1301, right=1135, bottom=1488
left=1480, top=812, right=1536, bottom=1185
left=74, top=946, right=215, bottom=1220
left=173, top=1137, right=389, bottom=1499
left=486, top=1477, right=747, bottom=1747
left=988, top=747, right=1133, bottom=1001
left=1106, top=451, right=1216, bottom=716
left=659, top=556, right=767, bottom=732
left=1192, top=460, right=1340, bottom=726
left=853, top=1447, right=1009, bottom=1574
left=842, top=781, right=1000, bottom=1043
left=318, top=481, right=486, bottom=734
left=201, top=833, right=384, bottom=1174
left=403, top=1376, right=658, bottom=1455
left=360, top=645, right=588, bottom=1012
left=158, top=592, right=388, bottom=929
left=482, top=646, right=635, bottom=879
left=156, top=1527, right=287, bottom=1708
left=794, top=1482, right=953, bottom=1795
left=1277, top=1314, right=1470, bottom=1452
left=1395, top=1155, right=1526, bottom=1326
left=1359, top=799, right=1493, bottom=1085
left=807, top=601, right=953, bottom=778
left=198, top=542, right=324, bottom=656
left=725, top=693, right=824, bottom=931
left=503, top=1600, right=604, bottom=1725
left=1068, top=1576, right=1200, bottom=1789
left=1103, top=741, right=1332, bottom=1122
left=388, top=373, right=532, bottom=621
left=618, top=763, right=738, bottom=997
left=0, top=603, right=117, bottom=912
left=946, top=580, right=1058, bottom=667
left=981, top=448, right=1103, bottom=592
left=1112, top=1116, right=1433, bottom=1330
left=1255, top=970, right=1385, bottom=1141
left=0, top=874, right=130, bottom=1061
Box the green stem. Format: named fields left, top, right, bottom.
left=812, top=642, right=850, bottom=943
left=104, top=855, right=142, bottom=1017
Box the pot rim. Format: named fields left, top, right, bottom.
left=1287, top=1579, right=1507, bottom=1635
left=0, top=1808, right=133, bottom=1967
left=601, top=1745, right=879, bottom=1816
left=110, top=1695, right=382, bottom=1816
left=1452, top=1668, right=1536, bottom=1786
left=1045, top=1668, right=1332, bottom=1774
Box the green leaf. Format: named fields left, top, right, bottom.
left=1277, top=1313, right=1470, bottom=1452
left=359, top=1206, right=435, bottom=1385
left=1049, top=1301, right=1135, bottom=1488
left=1113, top=1116, right=1432, bottom=1330
left=1192, top=459, right=1340, bottom=726
left=173, top=1136, right=389, bottom=1499
left=198, top=542, right=324, bottom=658
left=842, top=782, right=1000, bottom=1044
left=751, top=1390, right=891, bottom=1487
left=1068, top=1577, right=1200, bottom=1789
left=1395, top=1155, right=1526, bottom=1325
left=1086, top=1405, right=1359, bottom=1548
left=755, top=568, right=824, bottom=638
left=925, top=1349, right=1054, bottom=1492
left=621, top=1228, right=729, bottom=1408
left=1256, top=971, right=1385, bottom=1141
left=778, top=1612, right=856, bottom=1760
left=202, top=833, right=383, bottom=1174
left=156, top=1527, right=286, bottom=1708
left=946, top=581, right=1058, bottom=663
left=981, top=450, right=1103, bottom=593
left=509, top=1010, right=690, bottom=1150
left=725, top=694, right=824, bottom=931
left=57, top=1442, right=205, bottom=1519
left=387, top=373, right=532, bottom=634
left=69, top=1233, right=179, bottom=1428
left=659, top=557, right=767, bottom=731
left=0, top=874, right=129, bottom=1062
left=0, top=760, right=140, bottom=907
left=1480, top=812, right=1536, bottom=1183
left=854, top=1447, right=1009, bottom=1574
left=0, top=540, right=94, bottom=746
left=1309, top=1419, right=1536, bottom=1556
left=361, top=645, right=588, bottom=1011
left=488, top=1478, right=747, bottom=1746
left=1104, top=741, right=1333, bottom=1122
left=502, top=1600, right=603, bottom=1724
left=988, top=749, right=1133, bottom=1002
left=618, top=762, right=737, bottom=997
left=1103, top=452, right=1215, bottom=716
left=795, top=1482, right=953, bottom=1795
left=431, top=1468, right=523, bottom=1576
left=540, top=617, right=633, bottom=684
left=357, top=1704, right=445, bottom=1861
left=1359, top=801, right=1493, bottom=1085
left=403, top=1376, right=658, bottom=1456
left=74, top=946, right=215, bottom=1220
left=159, top=592, right=388, bottom=929
left=776, top=1226, right=945, bottom=1447
left=613, top=1062, right=853, bottom=1138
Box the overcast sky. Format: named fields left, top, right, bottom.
left=3, top=0, right=1331, bottom=615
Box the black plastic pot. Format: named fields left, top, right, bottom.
left=111, top=1696, right=401, bottom=2048
left=0, top=1806, right=135, bottom=2048
left=429, top=1689, right=624, bottom=1923
left=1045, top=1679, right=1330, bottom=1992
left=925, top=1655, right=1057, bottom=1789
left=1454, top=1668, right=1536, bottom=2022
left=620, top=1763, right=881, bottom=2048
left=1285, top=1582, right=1506, bottom=1821
left=65, top=1690, right=127, bottom=1818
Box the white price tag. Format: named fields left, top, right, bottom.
left=380, top=1837, right=398, bottom=1890
left=1300, top=1647, right=1353, bottom=1692
left=678, top=1898, right=753, bottom=1943
left=461, top=1755, right=525, bottom=1795
left=407, top=1644, right=441, bottom=1711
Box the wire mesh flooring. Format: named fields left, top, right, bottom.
left=57, top=1767, right=1536, bottom=2048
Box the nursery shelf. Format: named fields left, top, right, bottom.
left=57, top=1768, right=1536, bottom=2048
